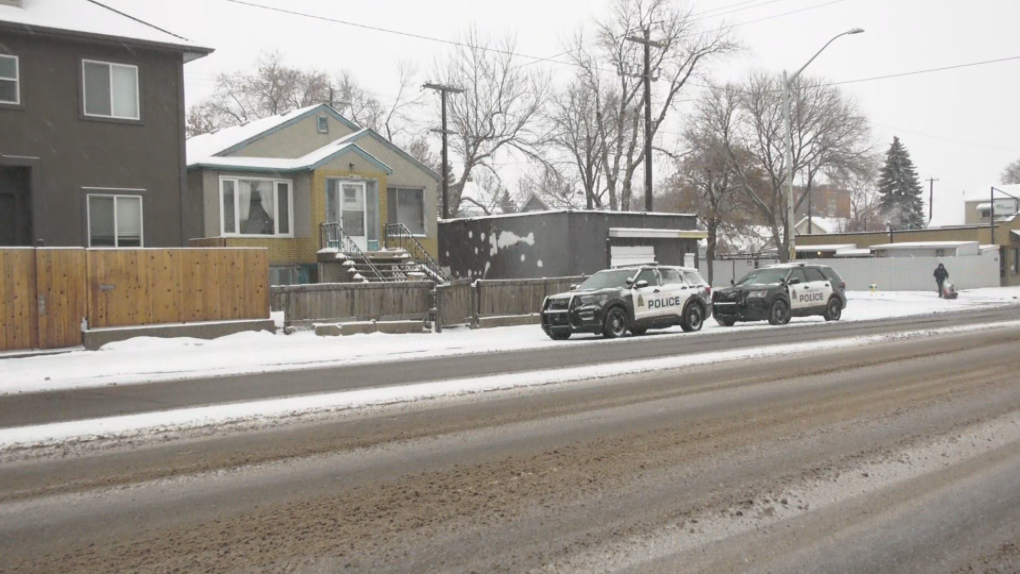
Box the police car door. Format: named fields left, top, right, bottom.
left=631, top=268, right=664, bottom=322
left=804, top=267, right=833, bottom=309
left=786, top=268, right=812, bottom=311
left=659, top=268, right=692, bottom=319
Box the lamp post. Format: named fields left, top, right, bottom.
left=784, top=28, right=864, bottom=261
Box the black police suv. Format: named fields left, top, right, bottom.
left=540, top=265, right=713, bottom=340
left=712, top=263, right=847, bottom=326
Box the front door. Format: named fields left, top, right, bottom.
left=786, top=268, right=813, bottom=311
left=328, top=182, right=368, bottom=251
left=631, top=268, right=663, bottom=322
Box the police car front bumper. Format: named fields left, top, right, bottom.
left=541, top=304, right=607, bottom=334
left=713, top=299, right=768, bottom=322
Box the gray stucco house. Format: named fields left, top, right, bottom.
left=439, top=211, right=706, bottom=280
left=0, top=0, right=212, bottom=247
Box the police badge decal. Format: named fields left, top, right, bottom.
left=637, top=295, right=645, bottom=307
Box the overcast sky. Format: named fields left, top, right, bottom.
left=108, top=0, right=1020, bottom=225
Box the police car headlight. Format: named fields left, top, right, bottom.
left=579, top=294, right=609, bottom=306
left=747, top=290, right=767, bottom=299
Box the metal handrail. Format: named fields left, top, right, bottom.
left=383, top=222, right=450, bottom=283
left=319, top=222, right=388, bottom=282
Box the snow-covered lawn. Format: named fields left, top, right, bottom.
left=1, top=288, right=1018, bottom=396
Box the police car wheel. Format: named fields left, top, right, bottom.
left=603, top=307, right=628, bottom=339
left=681, top=304, right=703, bottom=332
left=824, top=298, right=842, bottom=321
left=630, top=326, right=648, bottom=336
left=768, top=300, right=790, bottom=326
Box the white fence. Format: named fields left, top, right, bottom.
left=700, top=250, right=1001, bottom=291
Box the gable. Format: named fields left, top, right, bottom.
left=345, top=131, right=440, bottom=183
left=226, top=112, right=358, bottom=159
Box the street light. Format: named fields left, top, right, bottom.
left=784, top=28, right=864, bottom=261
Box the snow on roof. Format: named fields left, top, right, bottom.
left=871, top=241, right=978, bottom=250
left=794, top=243, right=857, bottom=252
left=189, top=132, right=395, bottom=174
left=187, top=105, right=326, bottom=163
left=833, top=248, right=872, bottom=257
left=0, top=0, right=212, bottom=61
left=795, top=216, right=848, bottom=234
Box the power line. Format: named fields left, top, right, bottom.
left=820, top=54, right=1020, bottom=87
left=691, top=0, right=793, bottom=21
left=872, top=122, right=1014, bottom=152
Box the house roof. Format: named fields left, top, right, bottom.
left=0, top=0, right=213, bottom=62
left=189, top=133, right=395, bottom=175
left=186, top=104, right=441, bottom=181
left=186, top=104, right=358, bottom=162
left=795, top=216, right=848, bottom=234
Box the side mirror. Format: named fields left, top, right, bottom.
left=788, top=278, right=801, bottom=285
left=730, top=279, right=735, bottom=286
left=635, top=280, right=649, bottom=289
left=569, top=284, right=578, bottom=291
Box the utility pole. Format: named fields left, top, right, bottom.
left=423, top=83, right=464, bottom=219
left=625, top=28, right=664, bottom=212
left=926, top=177, right=939, bottom=222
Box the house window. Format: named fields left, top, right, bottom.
left=0, top=55, right=18, bottom=105
left=317, top=116, right=328, bottom=133
left=389, top=187, right=426, bottom=236
left=220, top=177, right=293, bottom=236
left=83, top=60, right=139, bottom=119
left=87, top=194, right=143, bottom=247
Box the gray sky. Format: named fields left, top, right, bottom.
left=108, top=0, right=1020, bottom=225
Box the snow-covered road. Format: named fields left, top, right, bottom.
left=0, top=288, right=1017, bottom=397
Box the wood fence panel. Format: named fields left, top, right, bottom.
left=275, top=282, right=433, bottom=324
left=477, top=276, right=586, bottom=318
left=35, top=249, right=87, bottom=349
left=438, top=280, right=473, bottom=327
left=0, top=248, right=38, bottom=351
left=88, top=248, right=269, bottom=328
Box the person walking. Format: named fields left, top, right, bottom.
left=934, top=263, right=949, bottom=298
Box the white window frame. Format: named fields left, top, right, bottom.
left=391, top=186, right=427, bottom=237
left=0, top=54, right=19, bottom=105
left=82, top=59, right=140, bottom=120
left=219, top=176, right=294, bottom=238
left=86, top=193, right=144, bottom=248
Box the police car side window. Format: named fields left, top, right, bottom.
left=787, top=269, right=808, bottom=284
left=681, top=271, right=703, bottom=286
left=661, top=269, right=683, bottom=285
left=635, top=269, right=660, bottom=286
left=805, top=268, right=826, bottom=282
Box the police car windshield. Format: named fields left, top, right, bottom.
left=736, top=268, right=788, bottom=287
left=579, top=269, right=636, bottom=290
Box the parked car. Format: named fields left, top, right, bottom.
left=540, top=265, right=713, bottom=340
left=712, top=263, right=847, bottom=326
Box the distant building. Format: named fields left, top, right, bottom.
left=795, top=184, right=852, bottom=220
left=963, top=184, right=1020, bottom=225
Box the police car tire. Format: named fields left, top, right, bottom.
left=681, top=304, right=704, bottom=332
left=547, top=331, right=571, bottom=340
left=768, top=300, right=790, bottom=326
left=603, top=307, right=628, bottom=339
left=824, top=297, right=842, bottom=321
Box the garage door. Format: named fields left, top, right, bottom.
left=610, top=245, right=655, bottom=267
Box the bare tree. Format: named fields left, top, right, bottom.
left=436, top=31, right=551, bottom=214
left=518, top=165, right=587, bottom=209
left=827, top=155, right=882, bottom=232
left=562, top=0, right=736, bottom=211
left=547, top=56, right=609, bottom=208
left=726, top=74, right=871, bottom=261
left=186, top=51, right=330, bottom=136
left=671, top=84, right=752, bottom=283
left=1002, top=159, right=1020, bottom=185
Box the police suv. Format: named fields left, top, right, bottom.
left=711, top=263, right=847, bottom=326
left=540, top=265, right=713, bottom=340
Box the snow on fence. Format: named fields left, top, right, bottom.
left=699, top=250, right=1001, bottom=291
left=0, top=247, right=270, bottom=352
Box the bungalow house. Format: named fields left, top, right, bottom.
left=186, top=104, right=443, bottom=284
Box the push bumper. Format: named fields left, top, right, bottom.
left=541, top=305, right=606, bottom=335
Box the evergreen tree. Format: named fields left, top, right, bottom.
left=877, top=137, right=926, bottom=229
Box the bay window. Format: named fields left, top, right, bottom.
left=220, top=177, right=293, bottom=236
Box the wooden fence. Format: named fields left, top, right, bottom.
left=273, top=281, right=434, bottom=326
left=474, top=277, right=585, bottom=319
left=436, top=279, right=474, bottom=327
left=1, top=247, right=269, bottom=352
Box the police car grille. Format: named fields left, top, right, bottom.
left=547, top=298, right=570, bottom=310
